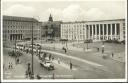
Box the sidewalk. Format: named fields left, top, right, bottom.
left=52, top=60, right=77, bottom=70
left=41, top=49, right=103, bottom=67
left=3, top=48, right=26, bottom=79
left=4, top=64, right=26, bottom=79
left=40, top=42, right=125, bottom=63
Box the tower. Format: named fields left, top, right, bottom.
left=48, top=14, right=53, bottom=22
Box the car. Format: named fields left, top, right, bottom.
left=84, top=39, right=93, bottom=43
left=8, top=51, right=23, bottom=57
left=40, top=60, right=54, bottom=70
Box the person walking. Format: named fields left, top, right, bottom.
left=25, top=70, right=28, bottom=78
left=70, top=62, right=72, bottom=70
left=58, top=58, right=60, bottom=64
left=97, top=47, right=99, bottom=52
left=8, top=62, right=11, bottom=69
left=27, top=63, right=31, bottom=78
left=112, top=53, right=114, bottom=57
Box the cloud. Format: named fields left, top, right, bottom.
left=3, top=4, right=35, bottom=17
left=3, top=3, right=124, bottom=22
left=62, top=4, right=84, bottom=21
left=86, top=8, right=110, bottom=21
left=40, top=8, right=63, bottom=21
left=40, top=4, right=110, bottom=22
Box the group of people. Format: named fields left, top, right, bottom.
left=8, top=62, right=13, bottom=69
left=96, top=47, right=114, bottom=58
left=62, top=47, right=67, bottom=53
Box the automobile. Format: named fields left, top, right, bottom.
left=8, top=51, right=23, bottom=57
left=40, top=60, right=54, bottom=70
left=84, top=39, right=93, bottom=43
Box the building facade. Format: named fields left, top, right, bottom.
left=41, top=14, right=62, bottom=40
left=61, top=19, right=125, bottom=42
left=3, top=15, right=41, bottom=42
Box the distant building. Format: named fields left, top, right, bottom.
left=3, top=15, right=42, bottom=42
left=41, top=14, right=62, bottom=41
left=61, top=19, right=125, bottom=42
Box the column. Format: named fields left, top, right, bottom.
left=103, top=24, right=104, bottom=40
left=95, top=24, right=97, bottom=40
left=115, top=24, right=117, bottom=39
left=10, top=35, right=11, bottom=41
left=92, top=25, right=93, bottom=39
left=21, top=34, right=23, bottom=40
left=19, top=34, right=20, bottom=40
left=106, top=24, right=108, bottom=40
left=88, top=26, right=90, bottom=39
left=111, top=24, right=112, bottom=40
left=12, top=35, right=14, bottom=41
left=99, top=24, right=101, bottom=40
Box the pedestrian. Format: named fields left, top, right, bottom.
left=49, top=54, right=52, bottom=60
left=97, top=47, right=99, bottom=52
left=3, top=64, right=5, bottom=70
left=25, top=70, right=28, bottom=78
left=102, top=48, right=104, bottom=54
left=27, top=63, right=31, bottom=78
left=52, top=57, right=54, bottom=61
left=52, top=73, right=55, bottom=79
left=65, top=48, right=67, bottom=53
left=112, top=53, right=114, bottom=57
left=70, top=62, right=72, bottom=70
left=17, top=58, right=19, bottom=64
left=10, top=62, right=13, bottom=69
left=8, top=62, right=11, bottom=69
left=36, top=74, right=41, bottom=79
left=58, top=58, right=60, bottom=64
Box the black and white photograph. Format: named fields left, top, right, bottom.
left=1, top=0, right=127, bottom=82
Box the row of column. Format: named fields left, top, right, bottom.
left=10, top=34, right=23, bottom=41
left=87, top=23, right=119, bottom=40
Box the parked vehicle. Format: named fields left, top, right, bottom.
left=8, top=51, right=23, bottom=57
left=40, top=60, right=54, bottom=70
left=84, top=39, right=93, bottom=43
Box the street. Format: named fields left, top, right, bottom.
left=3, top=41, right=125, bottom=79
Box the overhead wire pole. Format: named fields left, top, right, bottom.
left=83, top=28, right=85, bottom=51
left=31, top=19, right=34, bottom=79
left=87, top=26, right=89, bottom=50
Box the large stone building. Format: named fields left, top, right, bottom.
left=41, top=14, right=62, bottom=41
left=61, top=19, right=125, bottom=42
left=3, top=15, right=42, bottom=42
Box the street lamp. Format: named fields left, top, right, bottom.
left=83, top=28, right=85, bottom=51
left=31, top=19, right=34, bottom=79
left=65, top=30, right=68, bottom=49
left=101, top=41, right=104, bottom=54
left=86, top=26, right=89, bottom=50
left=14, top=35, right=17, bottom=52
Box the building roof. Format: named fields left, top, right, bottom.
left=3, top=15, right=38, bottom=22
left=62, top=19, right=125, bottom=24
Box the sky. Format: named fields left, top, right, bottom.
left=2, top=0, right=126, bottom=22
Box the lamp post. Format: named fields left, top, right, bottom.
left=83, top=28, right=85, bottom=51
left=65, top=29, right=68, bottom=49
left=86, top=26, right=89, bottom=50
left=31, top=20, right=34, bottom=79
left=14, top=35, right=16, bottom=52
left=101, top=41, right=104, bottom=54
